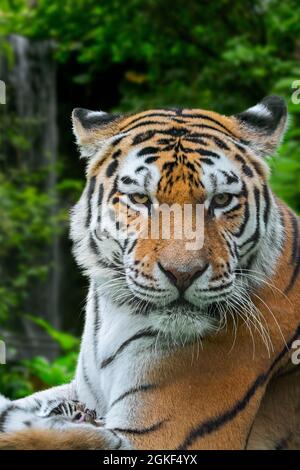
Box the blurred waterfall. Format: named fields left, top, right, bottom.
left=4, top=35, right=61, bottom=358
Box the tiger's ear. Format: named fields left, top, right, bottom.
left=233, top=96, right=288, bottom=157
left=72, top=108, right=122, bottom=158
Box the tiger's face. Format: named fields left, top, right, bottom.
left=71, top=98, right=286, bottom=338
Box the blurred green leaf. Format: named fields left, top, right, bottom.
left=25, top=315, right=80, bottom=351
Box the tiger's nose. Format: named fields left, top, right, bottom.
left=158, top=262, right=209, bottom=292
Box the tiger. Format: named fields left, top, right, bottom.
left=1, top=95, right=300, bottom=450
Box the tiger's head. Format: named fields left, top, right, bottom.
left=71, top=97, right=287, bottom=340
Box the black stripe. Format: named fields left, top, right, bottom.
left=89, top=235, right=118, bottom=270
left=107, top=175, right=119, bottom=202
left=224, top=235, right=235, bottom=259
left=121, top=111, right=178, bottom=130
left=128, top=275, right=166, bottom=293
left=199, top=157, right=214, bottom=166
left=226, top=213, right=240, bottom=221
left=240, top=186, right=260, bottom=251
left=233, top=241, right=239, bottom=260
left=108, top=430, right=123, bottom=449
left=100, top=329, right=157, bottom=369
left=189, top=123, right=233, bottom=137
left=31, top=398, right=42, bottom=412
left=242, top=164, right=254, bottom=178
left=234, top=183, right=249, bottom=237
left=67, top=402, right=72, bottom=416
left=251, top=160, right=264, bottom=177
left=128, top=121, right=227, bottom=139
left=235, top=154, right=254, bottom=178
left=123, top=120, right=172, bottom=133
left=187, top=133, right=230, bottom=150
left=199, top=282, right=232, bottom=293
left=50, top=406, right=61, bottom=415
left=127, top=238, right=137, bottom=255
left=235, top=143, right=247, bottom=154
left=109, top=384, right=156, bottom=409
left=129, top=123, right=233, bottom=141
left=122, top=108, right=235, bottom=137
left=44, top=399, right=58, bottom=408
left=94, top=288, right=101, bottom=365
left=0, top=405, right=16, bottom=432
left=132, top=130, right=156, bottom=145
left=177, top=322, right=300, bottom=450
left=137, top=146, right=160, bottom=157
left=81, top=357, right=100, bottom=406
left=223, top=203, right=242, bottom=216
left=289, top=211, right=299, bottom=263
left=161, top=127, right=187, bottom=137
left=112, top=136, right=126, bottom=147
left=85, top=176, right=96, bottom=228
left=145, top=156, right=159, bottom=164
left=120, top=176, right=138, bottom=185
left=112, top=149, right=122, bottom=159
left=182, top=136, right=208, bottom=146
left=106, top=159, right=119, bottom=177
left=112, top=419, right=165, bottom=435
left=220, top=170, right=239, bottom=185
left=262, top=184, right=271, bottom=225
left=285, top=211, right=300, bottom=293
left=196, top=149, right=220, bottom=159
left=97, top=183, right=104, bottom=222
left=180, top=112, right=236, bottom=135
left=136, top=166, right=146, bottom=173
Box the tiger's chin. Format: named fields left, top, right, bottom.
left=145, top=299, right=221, bottom=344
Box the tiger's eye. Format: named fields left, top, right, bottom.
left=130, top=193, right=150, bottom=205
left=212, top=193, right=233, bottom=208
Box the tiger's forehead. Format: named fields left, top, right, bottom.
left=116, top=109, right=242, bottom=199
left=88, top=107, right=267, bottom=200
left=118, top=108, right=240, bottom=138
left=117, top=138, right=243, bottom=204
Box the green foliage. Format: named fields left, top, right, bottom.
left=26, top=315, right=80, bottom=351
left=0, top=113, right=59, bottom=324
left=0, top=319, right=79, bottom=399
left=1, top=0, right=300, bottom=110
left=271, top=131, right=300, bottom=214
left=269, top=77, right=300, bottom=214
left=0, top=169, right=56, bottom=322
left=22, top=353, right=78, bottom=388
left=0, top=365, right=34, bottom=399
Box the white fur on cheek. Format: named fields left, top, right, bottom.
left=118, top=148, right=161, bottom=195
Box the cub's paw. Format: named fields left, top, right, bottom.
left=47, top=400, right=101, bottom=425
